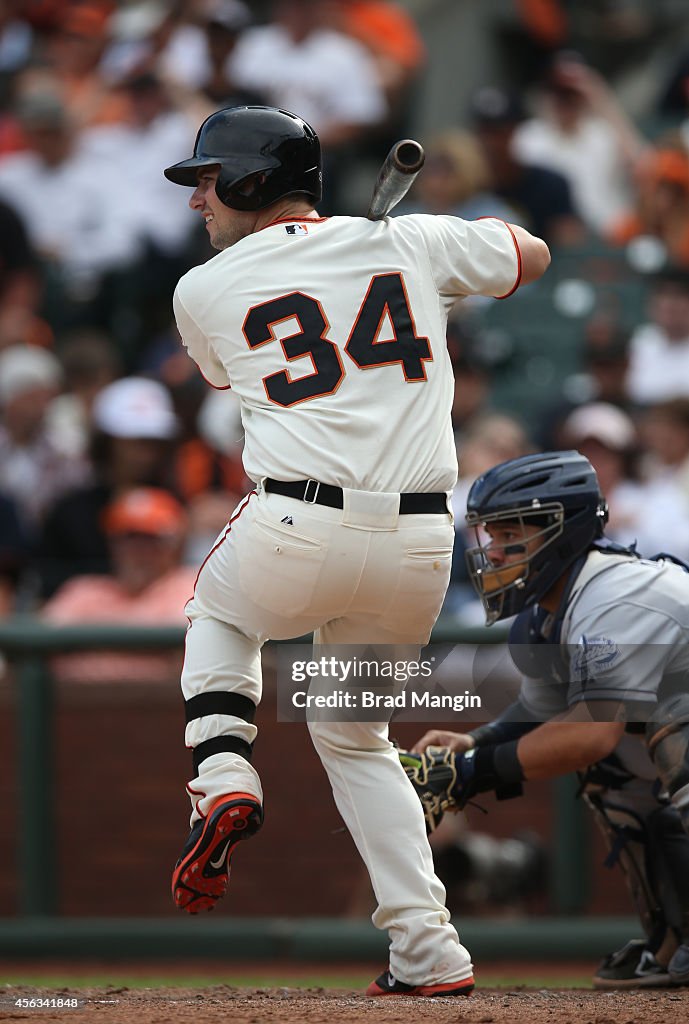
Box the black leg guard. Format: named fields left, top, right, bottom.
left=646, top=694, right=689, bottom=837
left=583, top=788, right=670, bottom=949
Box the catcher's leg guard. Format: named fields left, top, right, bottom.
left=584, top=788, right=668, bottom=946
left=583, top=774, right=689, bottom=966
left=647, top=694, right=689, bottom=835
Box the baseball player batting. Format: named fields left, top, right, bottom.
left=163, top=104, right=550, bottom=997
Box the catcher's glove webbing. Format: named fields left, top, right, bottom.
left=399, top=742, right=525, bottom=832
left=398, top=746, right=460, bottom=833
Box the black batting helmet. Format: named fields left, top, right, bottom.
left=164, top=105, right=322, bottom=211
left=465, top=450, right=608, bottom=624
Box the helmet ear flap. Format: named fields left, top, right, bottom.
left=216, top=170, right=267, bottom=210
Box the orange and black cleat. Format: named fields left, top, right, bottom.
left=366, top=969, right=475, bottom=998
left=172, top=794, right=263, bottom=913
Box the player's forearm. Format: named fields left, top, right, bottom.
left=517, top=720, right=625, bottom=779
left=468, top=699, right=541, bottom=747
left=448, top=717, right=625, bottom=802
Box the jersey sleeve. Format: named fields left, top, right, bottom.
left=518, top=675, right=570, bottom=720
left=173, top=279, right=231, bottom=390
left=563, top=600, right=675, bottom=710
left=410, top=214, right=521, bottom=299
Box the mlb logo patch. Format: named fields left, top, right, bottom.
left=285, top=224, right=309, bottom=236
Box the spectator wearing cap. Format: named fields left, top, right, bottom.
left=0, top=344, right=90, bottom=530
left=42, top=486, right=197, bottom=683
left=35, top=376, right=180, bottom=598
left=562, top=400, right=689, bottom=559
left=609, top=148, right=689, bottom=270
left=470, top=84, right=585, bottom=247
left=625, top=266, right=689, bottom=405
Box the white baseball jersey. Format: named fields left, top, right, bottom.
left=520, top=550, right=689, bottom=718
left=173, top=213, right=520, bottom=493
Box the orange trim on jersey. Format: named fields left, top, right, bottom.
left=183, top=487, right=256, bottom=818
left=185, top=782, right=208, bottom=821
left=477, top=217, right=523, bottom=299
left=263, top=216, right=329, bottom=230
left=189, top=490, right=256, bottom=603
left=198, top=369, right=231, bottom=391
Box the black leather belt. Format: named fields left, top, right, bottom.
left=265, top=478, right=448, bottom=514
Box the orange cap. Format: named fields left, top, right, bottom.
left=102, top=488, right=187, bottom=537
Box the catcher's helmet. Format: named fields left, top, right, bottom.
left=465, top=450, right=608, bottom=624
left=164, top=105, right=322, bottom=211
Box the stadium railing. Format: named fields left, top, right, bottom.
left=0, top=618, right=636, bottom=960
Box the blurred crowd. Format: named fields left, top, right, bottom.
left=2, top=0, right=689, bottom=643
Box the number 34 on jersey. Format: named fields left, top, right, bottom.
left=242, top=272, right=432, bottom=407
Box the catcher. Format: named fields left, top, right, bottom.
left=400, top=450, right=689, bottom=988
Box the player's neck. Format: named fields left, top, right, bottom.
left=255, top=200, right=320, bottom=231
left=539, top=573, right=569, bottom=613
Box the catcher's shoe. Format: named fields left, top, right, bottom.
left=668, top=943, right=689, bottom=985
left=366, top=969, right=474, bottom=997
left=172, top=794, right=263, bottom=913
left=592, top=939, right=671, bottom=989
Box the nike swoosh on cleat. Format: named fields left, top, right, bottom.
left=209, top=839, right=233, bottom=870
left=387, top=973, right=396, bottom=989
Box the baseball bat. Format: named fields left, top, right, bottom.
left=366, top=139, right=425, bottom=220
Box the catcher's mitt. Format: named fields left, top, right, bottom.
left=398, top=746, right=459, bottom=833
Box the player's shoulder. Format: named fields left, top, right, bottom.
left=174, top=250, right=229, bottom=302
left=566, top=551, right=689, bottom=635
left=173, top=264, right=204, bottom=308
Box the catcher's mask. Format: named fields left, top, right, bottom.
left=164, top=105, right=322, bottom=211
left=465, top=450, right=608, bottom=624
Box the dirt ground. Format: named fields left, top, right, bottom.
left=3, top=983, right=689, bottom=1024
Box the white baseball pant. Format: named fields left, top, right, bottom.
left=180, top=483, right=473, bottom=985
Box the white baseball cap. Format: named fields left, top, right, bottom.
left=563, top=402, right=636, bottom=451
left=92, top=377, right=179, bottom=440
left=0, top=345, right=63, bottom=406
